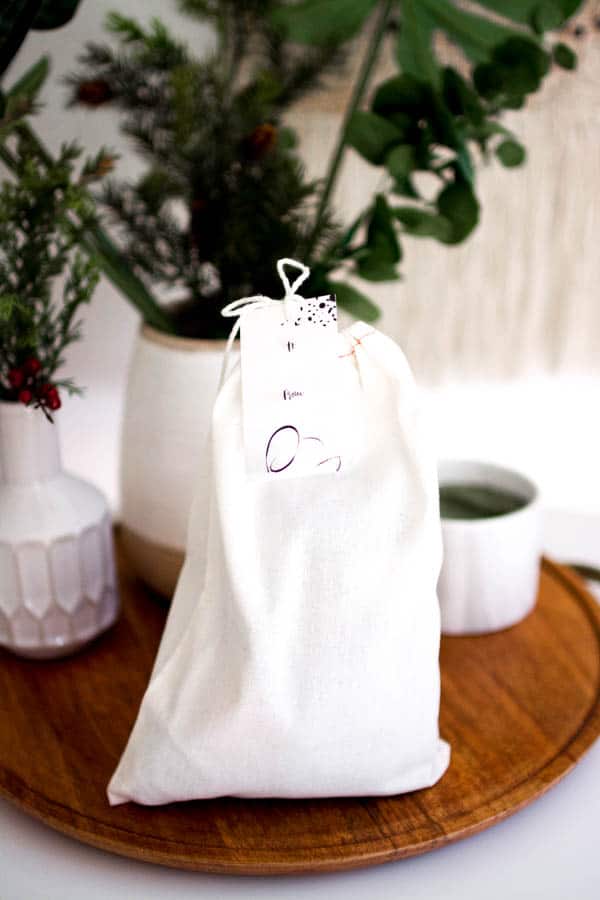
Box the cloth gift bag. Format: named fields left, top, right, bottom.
left=108, top=264, right=450, bottom=805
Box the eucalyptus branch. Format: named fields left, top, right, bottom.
left=305, top=0, right=395, bottom=262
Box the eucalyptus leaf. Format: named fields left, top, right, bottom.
left=473, top=62, right=505, bottom=100
left=346, top=110, right=404, bottom=165
left=420, top=0, right=523, bottom=64
left=391, top=175, right=420, bottom=199
left=397, top=0, right=439, bottom=87
left=394, top=207, right=453, bottom=241
left=553, top=42, right=577, bottom=70
left=429, top=94, right=461, bottom=149
left=436, top=177, right=479, bottom=244
left=474, top=0, right=580, bottom=26
left=496, top=139, right=526, bottom=167
left=372, top=74, right=431, bottom=118
left=271, top=0, right=377, bottom=46
left=503, top=94, right=526, bottom=110
left=386, top=144, right=416, bottom=180
left=367, top=194, right=401, bottom=263
left=531, top=1, right=565, bottom=33
left=357, top=259, right=400, bottom=282
left=442, top=68, right=484, bottom=125
left=473, top=36, right=550, bottom=102
left=328, top=280, right=380, bottom=321
left=492, top=37, right=550, bottom=81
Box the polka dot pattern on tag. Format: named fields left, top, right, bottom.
left=280, top=294, right=337, bottom=328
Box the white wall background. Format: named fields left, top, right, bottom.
left=5, top=1, right=600, bottom=537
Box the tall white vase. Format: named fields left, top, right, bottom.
left=120, top=325, right=231, bottom=597
left=0, top=401, right=119, bottom=658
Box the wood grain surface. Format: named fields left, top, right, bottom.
left=0, top=538, right=599, bottom=876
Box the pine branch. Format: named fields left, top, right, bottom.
left=0, top=136, right=107, bottom=409
left=65, top=4, right=349, bottom=337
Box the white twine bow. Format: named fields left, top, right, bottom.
left=218, top=258, right=310, bottom=388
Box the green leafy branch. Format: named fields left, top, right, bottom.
left=276, top=0, right=581, bottom=319
left=0, top=55, right=176, bottom=333
left=65, top=3, right=346, bottom=336
left=0, top=135, right=101, bottom=407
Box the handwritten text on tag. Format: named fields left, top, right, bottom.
left=240, top=294, right=343, bottom=478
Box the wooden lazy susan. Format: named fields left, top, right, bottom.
left=0, top=536, right=599, bottom=876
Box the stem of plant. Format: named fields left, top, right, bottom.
left=304, top=0, right=395, bottom=262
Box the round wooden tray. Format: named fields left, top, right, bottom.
left=0, top=539, right=599, bottom=876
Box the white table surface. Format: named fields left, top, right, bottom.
left=1, top=508, right=599, bottom=900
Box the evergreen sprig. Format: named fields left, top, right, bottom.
left=67, top=3, right=345, bottom=337
left=0, top=132, right=110, bottom=415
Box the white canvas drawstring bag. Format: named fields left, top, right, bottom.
left=108, top=260, right=450, bottom=805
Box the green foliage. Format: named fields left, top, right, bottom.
left=326, top=281, right=379, bottom=321
left=271, top=0, right=377, bottom=46
left=0, top=129, right=107, bottom=408
left=275, top=0, right=582, bottom=304
left=66, top=0, right=583, bottom=331
left=496, top=139, right=526, bottom=167
left=0, top=56, right=49, bottom=142
left=552, top=41, right=577, bottom=70
left=436, top=177, right=480, bottom=244
left=346, top=111, right=404, bottom=165
left=394, top=207, right=452, bottom=241
left=68, top=2, right=346, bottom=336
left=0, top=53, right=175, bottom=334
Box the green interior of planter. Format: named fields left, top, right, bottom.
left=439, top=483, right=529, bottom=520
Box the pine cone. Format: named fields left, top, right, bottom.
left=242, top=124, right=278, bottom=161
left=76, top=80, right=114, bottom=107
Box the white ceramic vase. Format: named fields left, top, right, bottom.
left=120, top=325, right=231, bottom=597
left=0, top=401, right=119, bottom=658
left=437, top=460, right=541, bottom=635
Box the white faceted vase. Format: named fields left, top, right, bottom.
left=0, top=401, right=119, bottom=659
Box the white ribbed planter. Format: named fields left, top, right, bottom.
left=437, top=460, right=541, bottom=635
left=0, top=402, right=119, bottom=658
left=120, top=325, right=234, bottom=597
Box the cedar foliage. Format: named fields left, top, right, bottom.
left=68, top=3, right=344, bottom=337
left=0, top=133, right=107, bottom=404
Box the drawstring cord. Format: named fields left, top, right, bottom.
left=218, top=258, right=310, bottom=389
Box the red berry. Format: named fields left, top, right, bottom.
left=47, top=391, right=61, bottom=412
left=18, top=389, right=33, bottom=405
left=23, top=357, right=42, bottom=376
left=39, top=382, right=52, bottom=397
left=8, top=368, right=24, bottom=389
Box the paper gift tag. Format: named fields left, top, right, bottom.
left=240, top=294, right=344, bottom=478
